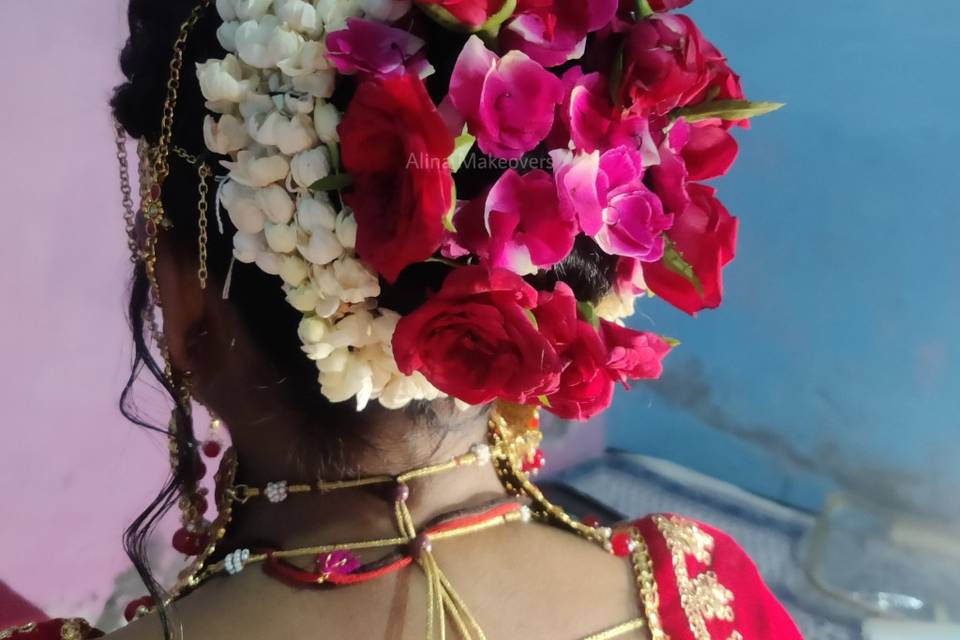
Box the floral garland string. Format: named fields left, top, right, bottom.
left=198, top=0, right=781, bottom=419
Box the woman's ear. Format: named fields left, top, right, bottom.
left=154, top=237, right=208, bottom=377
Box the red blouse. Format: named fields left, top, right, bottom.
left=1, top=514, right=803, bottom=640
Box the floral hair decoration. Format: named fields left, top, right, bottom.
left=198, top=0, right=781, bottom=420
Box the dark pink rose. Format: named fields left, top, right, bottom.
left=534, top=283, right=615, bottom=420
left=548, top=68, right=656, bottom=154
left=445, top=169, right=578, bottom=275
left=644, top=183, right=738, bottom=314
left=393, top=267, right=561, bottom=405
left=326, top=19, right=431, bottom=78
left=613, top=256, right=648, bottom=297
left=649, top=118, right=692, bottom=215
left=501, top=0, right=618, bottom=67
left=448, top=35, right=563, bottom=159
left=552, top=146, right=673, bottom=261
left=601, top=320, right=671, bottom=386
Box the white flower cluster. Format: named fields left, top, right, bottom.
left=198, top=0, right=441, bottom=411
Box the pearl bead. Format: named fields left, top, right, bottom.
left=470, top=443, right=491, bottom=465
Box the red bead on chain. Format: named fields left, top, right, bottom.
left=201, top=440, right=222, bottom=458
left=172, top=527, right=209, bottom=556
left=610, top=532, right=635, bottom=558
left=123, top=596, right=154, bottom=623
left=522, top=449, right=546, bottom=474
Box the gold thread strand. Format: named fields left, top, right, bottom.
left=581, top=619, right=646, bottom=640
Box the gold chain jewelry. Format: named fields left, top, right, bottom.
left=489, top=404, right=611, bottom=546
left=152, top=1, right=212, bottom=184
left=114, top=121, right=139, bottom=264
left=227, top=441, right=501, bottom=504
left=173, top=146, right=212, bottom=289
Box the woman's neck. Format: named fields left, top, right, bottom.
left=222, top=409, right=508, bottom=549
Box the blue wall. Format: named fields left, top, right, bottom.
left=612, top=1, right=960, bottom=518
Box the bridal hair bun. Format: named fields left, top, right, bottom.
left=120, top=0, right=781, bottom=421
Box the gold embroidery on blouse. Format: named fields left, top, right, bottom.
left=630, top=530, right=670, bottom=640
left=654, top=516, right=737, bottom=640
left=0, top=623, right=37, bottom=639
left=728, top=633, right=744, bottom=640
left=59, top=620, right=88, bottom=640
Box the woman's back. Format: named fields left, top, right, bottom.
left=114, top=521, right=651, bottom=640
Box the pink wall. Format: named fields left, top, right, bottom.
left=0, top=0, right=172, bottom=619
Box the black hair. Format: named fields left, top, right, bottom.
left=110, top=3, right=615, bottom=637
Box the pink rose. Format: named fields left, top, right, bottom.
left=547, top=68, right=657, bottom=156
left=501, top=0, right=618, bottom=67
left=326, top=18, right=432, bottom=79
left=601, top=320, right=671, bottom=386
left=448, top=36, right=563, bottom=159
left=552, top=146, right=673, bottom=261
left=613, top=256, right=648, bottom=297
left=534, top=283, right=615, bottom=420
left=644, top=183, right=738, bottom=314
left=445, top=169, right=577, bottom=275
left=650, top=117, right=737, bottom=194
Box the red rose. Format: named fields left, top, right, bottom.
left=393, top=267, right=561, bottom=405
left=415, top=0, right=510, bottom=29
left=645, top=183, right=738, bottom=315
left=534, top=283, right=615, bottom=421
left=601, top=320, right=671, bottom=385
left=619, top=14, right=731, bottom=118
left=682, top=122, right=739, bottom=181
left=340, top=74, right=455, bottom=283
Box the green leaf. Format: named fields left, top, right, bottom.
left=537, top=394, right=553, bottom=409
left=448, top=130, right=476, bottom=174
left=662, top=336, right=681, bottom=348
left=675, top=100, right=785, bottom=124
left=577, top=301, right=601, bottom=330
left=325, top=142, right=341, bottom=174
left=609, top=41, right=626, bottom=107
left=309, top=173, right=354, bottom=193
left=636, top=0, right=654, bottom=18
left=662, top=238, right=704, bottom=298
left=478, top=0, right=518, bottom=38
left=418, top=0, right=517, bottom=36
left=523, top=308, right=540, bottom=329
left=443, top=183, right=459, bottom=232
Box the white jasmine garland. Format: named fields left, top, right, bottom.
left=197, top=55, right=258, bottom=107
left=254, top=184, right=295, bottom=224
left=201, top=0, right=447, bottom=411
left=264, top=222, right=299, bottom=254
left=235, top=16, right=304, bottom=69
left=222, top=149, right=290, bottom=188
left=313, top=101, right=340, bottom=144
left=217, top=20, right=240, bottom=53
left=222, top=181, right=267, bottom=234
left=204, top=114, right=250, bottom=155
left=289, top=147, right=331, bottom=189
